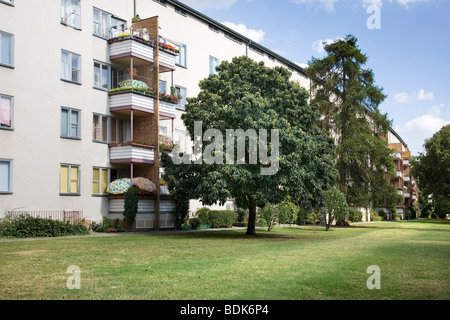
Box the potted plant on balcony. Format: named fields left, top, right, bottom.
left=159, top=42, right=180, bottom=54
left=159, top=179, right=169, bottom=195
left=159, top=134, right=177, bottom=152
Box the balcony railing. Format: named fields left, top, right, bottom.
left=404, top=176, right=410, bottom=182
left=404, top=193, right=411, bottom=198
left=403, top=159, right=409, bottom=166
left=109, top=142, right=156, bottom=164
left=393, top=153, right=401, bottom=159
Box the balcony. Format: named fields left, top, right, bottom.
left=109, top=34, right=155, bottom=64
left=109, top=142, right=156, bottom=164
left=159, top=44, right=178, bottom=72
left=403, top=159, right=410, bottom=166
left=404, top=192, right=411, bottom=198
left=396, top=171, right=402, bottom=178
left=404, top=176, right=410, bottom=182
left=412, top=194, right=417, bottom=200
left=397, top=190, right=403, bottom=196
left=393, top=153, right=401, bottom=160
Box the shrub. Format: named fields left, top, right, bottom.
left=374, top=216, right=383, bottom=222
left=0, top=215, right=89, bottom=238
left=258, top=204, right=278, bottom=231
left=378, top=210, right=387, bottom=220
left=391, top=207, right=398, bottom=220
left=123, top=186, right=139, bottom=228
left=236, top=207, right=248, bottom=222
left=348, top=208, right=363, bottom=222
left=232, top=222, right=248, bottom=227
left=189, top=218, right=201, bottom=230
left=196, top=207, right=210, bottom=225
left=297, top=207, right=309, bottom=225
left=277, top=201, right=299, bottom=225
left=208, top=210, right=235, bottom=228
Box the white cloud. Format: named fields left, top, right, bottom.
left=181, top=0, right=239, bottom=9
left=290, top=0, right=338, bottom=12
left=394, top=104, right=450, bottom=155
left=221, top=22, right=266, bottom=43
left=397, top=104, right=449, bottom=134
left=361, top=0, right=383, bottom=7
left=312, top=37, right=344, bottom=54
left=388, top=0, right=430, bottom=9
left=394, top=89, right=434, bottom=103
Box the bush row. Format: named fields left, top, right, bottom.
left=189, top=208, right=235, bottom=229
left=0, top=215, right=90, bottom=238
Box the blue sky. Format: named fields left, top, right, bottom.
left=181, top=0, right=450, bottom=156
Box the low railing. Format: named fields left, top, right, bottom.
left=7, top=210, right=83, bottom=224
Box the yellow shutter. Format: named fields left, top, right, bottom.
left=92, top=168, right=100, bottom=194
left=60, top=165, right=69, bottom=193
left=101, top=169, right=109, bottom=194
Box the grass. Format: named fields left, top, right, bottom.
left=0, top=220, right=449, bottom=300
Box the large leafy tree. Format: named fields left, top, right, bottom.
left=162, top=56, right=337, bottom=235
left=412, top=124, right=450, bottom=218
left=306, top=35, right=401, bottom=209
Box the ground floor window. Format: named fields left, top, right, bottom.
left=0, top=159, right=12, bottom=193
left=60, top=164, right=80, bottom=195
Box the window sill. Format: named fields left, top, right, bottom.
left=92, top=194, right=109, bottom=197
left=59, top=193, right=81, bottom=196
left=61, top=78, right=82, bottom=86
left=0, top=1, right=14, bottom=7
left=60, top=21, right=82, bottom=31
left=93, top=86, right=109, bottom=92
left=0, top=191, right=13, bottom=195
left=175, top=64, right=187, bottom=69
left=0, top=126, right=14, bottom=131
left=61, top=136, right=81, bottom=141
left=0, top=63, right=14, bottom=69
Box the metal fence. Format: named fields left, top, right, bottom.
left=7, top=210, right=83, bottom=224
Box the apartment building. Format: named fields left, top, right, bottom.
left=0, top=0, right=309, bottom=228
left=388, top=129, right=419, bottom=219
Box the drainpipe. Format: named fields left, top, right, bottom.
left=134, top=0, right=136, bottom=17
left=246, top=40, right=252, bottom=57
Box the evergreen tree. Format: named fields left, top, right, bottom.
left=306, top=35, right=402, bottom=208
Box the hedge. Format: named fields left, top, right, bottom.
left=207, top=210, right=236, bottom=228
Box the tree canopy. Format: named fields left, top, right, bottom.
left=412, top=124, right=450, bottom=218
left=162, top=56, right=337, bottom=235
left=306, top=35, right=402, bottom=209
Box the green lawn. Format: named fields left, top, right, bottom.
left=0, top=220, right=449, bottom=300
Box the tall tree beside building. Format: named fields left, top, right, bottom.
left=412, top=124, right=450, bottom=218
left=306, top=35, right=401, bottom=209
left=162, top=56, right=337, bottom=235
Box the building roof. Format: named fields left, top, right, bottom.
left=389, top=128, right=409, bottom=149
left=165, top=0, right=307, bottom=76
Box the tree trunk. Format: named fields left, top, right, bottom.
left=246, top=198, right=257, bottom=235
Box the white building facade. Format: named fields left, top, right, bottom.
left=0, top=0, right=309, bottom=227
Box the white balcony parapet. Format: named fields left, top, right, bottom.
left=396, top=171, right=402, bottom=177
left=159, top=99, right=177, bottom=119
left=109, top=91, right=155, bottom=113
left=159, top=48, right=177, bottom=70
left=397, top=190, right=403, bottom=196
left=109, top=143, right=155, bottom=164
left=403, top=159, right=410, bottom=166
left=404, top=176, right=410, bottom=182
left=109, top=37, right=154, bottom=62
left=404, top=193, right=411, bottom=198
left=412, top=194, right=417, bottom=200
left=393, top=153, right=401, bottom=159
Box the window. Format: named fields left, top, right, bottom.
left=61, top=107, right=81, bottom=139
left=0, top=31, right=14, bottom=67
left=159, top=80, right=167, bottom=94
left=175, top=6, right=187, bottom=16
left=175, top=129, right=190, bottom=154
left=94, top=61, right=110, bottom=90
left=209, top=56, right=219, bottom=75
left=0, top=159, right=12, bottom=193
left=92, top=167, right=116, bottom=195
left=93, top=7, right=126, bottom=39
left=60, top=0, right=81, bottom=29
left=0, top=94, right=13, bottom=129
left=60, top=164, right=80, bottom=195
left=160, top=126, right=167, bottom=135
left=61, top=50, right=81, bottom=83
left=111, top=67, right=124, bottom=89
left=175, top=86, right=187, bottom=110
left=175, top=44, right=187, bottom=68
left=93, top=114, right=127, bottom=143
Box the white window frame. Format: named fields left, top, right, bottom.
left=60, top=0, right=81, bottom=29
left=94, top=61, right=111, bottom=90
left=93, top=7, right=127, bottom=39
left=0, top=94, right=13, bottom=130
left=0, top=31, right=14, bottom=68
left=209, top=56, right=219, bottom=75
left=175, top=86, right=187, bottom=111
left=175, top=44, right=187, bottom=68
left=60, top=163, right=80, bottom=195
left=61, top=107, right=81, bottom=139
left=0, top=159, right=13, bottom=194
left=61, top=50, right=81, bottom=84
left=92, top=167, right=112, bottom=196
